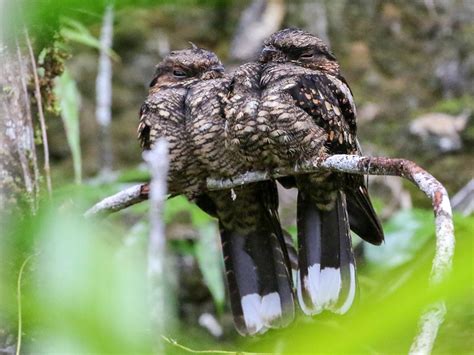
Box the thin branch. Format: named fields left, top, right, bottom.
left=451, top=178, right=474, bottom=216
left=25, top=27, right=52, bottom=196
left=142, top=139, right=169, bottom=353
left=96, top=5, right=114, bottom=177
left=208, top=154, right=454, bottom=284
left=83, top=183, right=149, bottom=218
left=409, top=302, right=446, bottom=355
left=84, top=154, right=455, bottom=353
left=85, top=154, right=455, bottom=281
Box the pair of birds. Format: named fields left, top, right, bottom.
left=138, top=28, right=384, bottom=336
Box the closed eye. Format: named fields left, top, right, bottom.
left=299, top=52, right=314, bottom=59
left=173, top=69, right=187, bottom=78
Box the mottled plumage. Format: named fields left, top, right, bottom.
left=138, top=48, right=224, bottom=197
left=255, top=28, right=384, bottom=315
left=187, top=68, right=295, bottom=336
left=138, top=47, right=295, bottom=336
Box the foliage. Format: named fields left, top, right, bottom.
left=54, top=69, right=82, bottom=184
left=1, top=1, right=473, bottom=353
left=1, top=181, right=472, bottom=353
left=365, top=208, right=435, bottom=270
left=21, top=0, right=230, bottom=44
left=60, top=17, right=120, bottom=61
left=165, top=196, right=225, bottom=313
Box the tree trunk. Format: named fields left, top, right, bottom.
left=0, top=41, right=39, bottom=218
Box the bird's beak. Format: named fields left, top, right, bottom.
left=211, top=64, right=225, bottom=74
left=259, top=46, right=278, bottom=62
left=202, top=64, right=225, bottom=79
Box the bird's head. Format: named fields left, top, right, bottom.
left=260, top=28, right=339, bottom=75
left=149, top=44, right=225, bottom=89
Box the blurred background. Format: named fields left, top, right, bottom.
left=0, top=0, right=473, bottom=353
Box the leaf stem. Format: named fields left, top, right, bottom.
left=16, top=254, right=35, bottom=355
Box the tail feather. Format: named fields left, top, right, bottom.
left=220, top=219, right=295, bottom=335
left=277, top=175, right=384, bottom=246
left=346, top=184, right=384, bottom=245
left=296, top=190, right=356, bottom=315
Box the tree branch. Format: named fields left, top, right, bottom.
left=96, top=5, right=114, bottom=177
left=142, top=139, right=169, bottom=352
left=83, top=183, right=149, bottom=218
left=207, top=154, right=455, bottom=284
left=84, top=154, right=455, bottom=353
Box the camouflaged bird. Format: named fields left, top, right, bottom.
left=137, top=47, right=223, bottom=197
left=226, top=28, right=384, bottom=316
left=138, top=47, right=295, bottom=336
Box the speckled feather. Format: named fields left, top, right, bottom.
left=186, top=70, right=296, bottom=336
left=138, top=48, right=295, bottom=335
left=225, top=62, right=266, bottom=168
left=137, top=48, right=224, bottom=198
left=138, top=85, right=202, bottom=196
left=253, top=28, right=384, bottom=315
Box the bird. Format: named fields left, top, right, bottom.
left=137, top=46, right=295, bottom=336
left=137, top=46, right=219, bottom=198
left=249, top=28, right=385, bottom=315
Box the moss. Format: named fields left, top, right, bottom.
left=432, top=95, right=474, bottom=115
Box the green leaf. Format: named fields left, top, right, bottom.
left=164, top=196, right=214, bottom=227
left=365, top=208, right=435, bottom=270
left=60, top=17, right=120, bottom=61
left=54, top=69, right=82, bottom=184
left=116, top=166, right=151, bottom=183
left=195, top=223, right=225, bottom=313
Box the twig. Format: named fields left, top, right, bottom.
left=161, top=335, right=259, bottom=354
left=409, top=302, right=446, bottom=355
left=24, top=27, right=52, bottom=197
left=142, top=139, right=169, bottom=352
left=85, top=155, right=454, bottom=283
left=16, top=254, right=35, bottom=355
left=96, top=5, right=114, bottom=177
left=208, top=155, right=454, bottom=283
left=84, top=154, right=455, bottom=353
left=208, top=154, right=454, bottom=354
left=83, top=183, right=149, bottom=218
left=451, top=179, right=474, bottom=216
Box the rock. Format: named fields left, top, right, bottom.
left=409, top=111, right=470, bottom=153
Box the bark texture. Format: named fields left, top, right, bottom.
left=0, top=43, right=39, bottom=216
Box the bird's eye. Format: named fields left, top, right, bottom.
left=299, top=52, right=314, bottom=59
left=173, top=69, right=187, bottom=78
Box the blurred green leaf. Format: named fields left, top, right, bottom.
left=164, top=196, right=224, bottom=310
left=164, top=196, right=214, bottom=227
left=116, top=165, right=150, bottom=183
left=60, top=17, right=120, bottom=61
left=195, top=223, right=225, bottom=313
left=246, top=220, right=472, bottom=354
left=365, top=208, right=434, bottom=269
left=54, top=69, right=82, bottom=184
left=0, top=198, right=153, bottom=353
